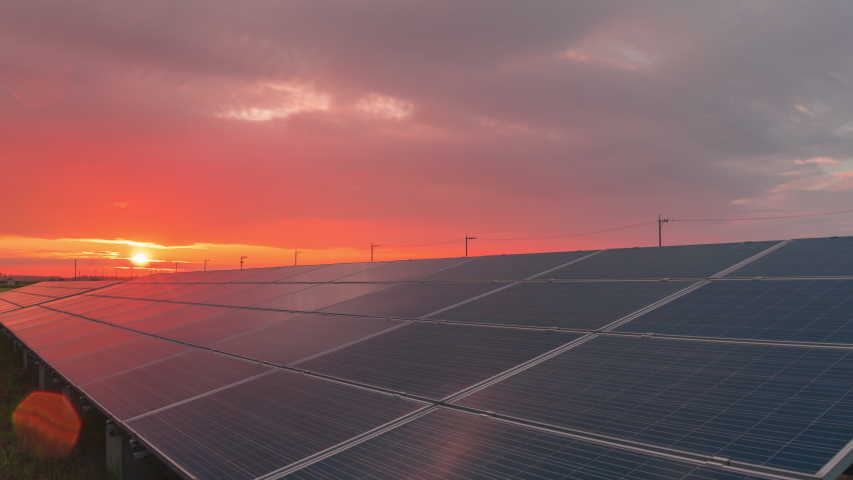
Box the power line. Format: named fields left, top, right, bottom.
left=671, top=208, right=853, bottom=222
left=383, top=239, right=463, bottom=248
left=477, top=221, right=657, bottom=241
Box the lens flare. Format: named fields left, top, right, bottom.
left=13, top=391, right=81, bottom=457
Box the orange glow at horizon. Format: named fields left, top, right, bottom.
left=13, top=392, right=82, bottom=458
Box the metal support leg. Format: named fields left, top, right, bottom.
left=38, top=364, right=46, bottom=390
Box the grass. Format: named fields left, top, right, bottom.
left=0, top=340, right=108, bottom=479
left=0, top=286, right=21, bottom=294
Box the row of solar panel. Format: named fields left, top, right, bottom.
left=4, top=290, right=853, bottom=478
left=67, top=277, right=853, bottom=345
left=0, top=281, right=115, bottom=309
left=114, top=236, right=853, bottom=285
left=0, top=305, right=798, bottom=480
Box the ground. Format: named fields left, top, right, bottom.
left=0, top=339, right=109, bottom=479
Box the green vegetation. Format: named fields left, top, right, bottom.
left=0, top=340, right=108, bottom=479
left=0, top=286, right=21, bottom=294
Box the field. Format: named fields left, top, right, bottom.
left=0, top=340, right=109, bottom=479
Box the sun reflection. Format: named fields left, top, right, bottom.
left=13, top=392, right=81, bottom=458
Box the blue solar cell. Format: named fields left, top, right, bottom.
left=284, top=408, right=773, bottom=480
left=616, top=279, right=853, bottom=343
left=551, top=242, right=777, bottom=279
left=725, top=237, right=853, bottom=278
left=321, top=282, right=501, bottom=318
left=209, top=314, right=403, bottom=365
left=437, top=281, right=691, bottom=330
left=82, top=349, right=273, bottom=421
left=251, top=283, right=389, bottom=312
left=126, top=370, right=423, bottom=480
left=54, top=335, right=188, bottom=385
left=416, top=251, right=593, bottom=281
left=299, top=323, right=578, bottom=399
left=335, top=257, right=468, bottom=282
left=455, top=335, right=853, bottom=474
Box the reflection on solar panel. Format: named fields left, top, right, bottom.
left=2, top=237, right=853, bottom=480
left=284, top=408, right=773, bottom=480
left=299, top=323, right=578, bottom=399
left=456, top=335, right=853, bottom=475
left=416, top=251, right=592, bottom=281
left=725, top=237, right=853, bottom=278
left=551, top=241, right=776, bottom=279
left=320, top=282, right=501, bottom=318
left=436, top=280, right=692, bottom=330
left=617, top=279, right=853, bottom=343
left=126, top=371, right=423, bottom=480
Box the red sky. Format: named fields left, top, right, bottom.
left=2, top=1, right=853, bottom=277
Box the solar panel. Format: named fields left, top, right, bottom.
left=125, top=370, right=423, bottom=480
left=251, top=283, right=390, bottom=312
left=38, top=326, right=142, bottom=363
left=455, top=335, right=853, bottom=474
left=550, top=242, right=777, bottom=279
left=24, top=319, right=111, bottom=349
left=616, top=279, right=853, bottom=344
left=283, top=408, right=773, bottom=480
left=299, top=322, right=579, bottom=399
left=203, top=283, right=316, bottom=307
left=334, top=257, right=468, bottom=282
left=320, top=282, right=501, bottom=318
left=209, top=314, right=403, bottom=365
left=4, top=237, right=853, bottom=480
left=234, top=265, right=326, bottom=283
left=96, top=300, right=186, bottom=325
left=725, top=237, right=853, bottom=278
left=436, top=280, right=692, bottom=330
left=278, top=263, right=380, bottom=283
left=417, top=251, right=593, bottom=281
left=141, top=283, right=219, bottom=301
left=157, top=309, right=302, bottom=346
left=121, top=305, right=231, bottom=334
left=165, top=283, right=257, bottom=304
left=82, top=349, right=273, bottom=421
left=53, top=335, right=189, bottom=385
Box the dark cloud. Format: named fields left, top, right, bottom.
left=2, top=0, right=853, bottom=258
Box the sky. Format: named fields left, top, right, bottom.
left=2, top=0, right=853, bottom=277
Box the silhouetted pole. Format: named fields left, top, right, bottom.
left=174, top=262, right=178, bottom=273
left=370, top=243, right=379, bottom=262
left=74, top=259, right=77, bottom=281
left=658, top=214, right=670, bottom=246
left=465, top=234, right=477, bottom=257
left=239, top=256, right=248, bottom=270
left=294, top=250, right=302, bottom=266
left=204, top=259, right=210, bottom=271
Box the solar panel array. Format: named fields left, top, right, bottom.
left=2, top=237, right=853, bottom=480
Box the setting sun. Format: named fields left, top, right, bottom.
left=132, top=253, right=149, bottom=264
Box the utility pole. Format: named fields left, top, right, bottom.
left=174, top=262, right=178, bottom=273
left=239, top=256, right=248, bottom=270
left=294, top=250, right=302, bottom=266
left=204, top=259, right=210, bottom=271
left=370, top=243, right=379, bottom=262
left=465, top=234, right=477, bottom=258
left=115, top=267, right=118, bottom=280
left=74, top=259, right=76, bottom=281
left=658, top=214, right=670, bottom=247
